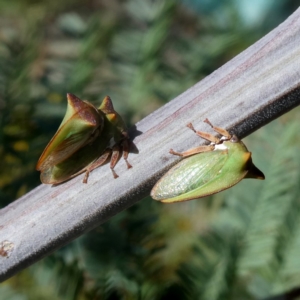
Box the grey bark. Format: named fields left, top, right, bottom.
left=1, top=8, right=300, bottom=282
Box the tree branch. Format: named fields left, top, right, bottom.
left=1, top=9, right=300, bottom=282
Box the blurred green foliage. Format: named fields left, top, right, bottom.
left=1, top=0, right=300, bottom=299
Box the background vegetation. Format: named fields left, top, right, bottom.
left=1, top=0, right=300, bottom=299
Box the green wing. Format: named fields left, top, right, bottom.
left=152, top=150, right=228, bottom=200
left=36, top=94, right=103, bottom=171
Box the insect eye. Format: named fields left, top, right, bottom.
left=230, top=135, right=240, bottom=143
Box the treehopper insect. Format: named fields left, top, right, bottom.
left=151, top=119, right=264, bottom=203
left=36, top=93, right=131, bottom=184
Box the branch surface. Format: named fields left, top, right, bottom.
left=1, top=8, right=300, bottom=281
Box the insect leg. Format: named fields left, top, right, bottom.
left=122, top=139, right=132, bottom=169
left=187, top=123, right=221, bottom=144
left=204, top=118, right=231, bottom=139
left=110, top=145, right=121, bottom=178
left=170, top=144, right=215, bottom=157
left=82, top=149, right=111, bottom=183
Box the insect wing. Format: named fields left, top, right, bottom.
left=36, top=94, right=104, bottom=171
left=40, top=131, right=109, bottom=184
left=151, top=150, right=228, bottom=201
left=162, top=151, right=251, bottom=203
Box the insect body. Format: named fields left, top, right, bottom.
left=151, top=119, right=264, bottom=203
left=36, top=93, right=131, bottom=184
